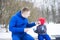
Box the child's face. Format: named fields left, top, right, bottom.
left=37, top=21, right=41, bottom=25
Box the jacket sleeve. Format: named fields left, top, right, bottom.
left=44, top=25, right=47, bottom=32
left=26, top=22, right=36, bottom=28
left=9, top=16, right=24, bottom=33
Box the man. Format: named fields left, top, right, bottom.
left=9, top=7, right=36, bottom=40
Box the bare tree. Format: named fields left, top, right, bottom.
left=0, top=0, right=2, bottom=24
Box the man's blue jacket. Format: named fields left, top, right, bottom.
left=9, top=11, right=35, bottom=36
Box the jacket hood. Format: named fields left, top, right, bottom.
left=16, top=10, right=25, bottom=19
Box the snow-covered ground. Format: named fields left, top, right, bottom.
left=0, top=32, right=11, bottom=40
left=27, top=23, right=60, bottom=39
left=0, top=23, right=60, bottom=40
left=47, top=23, right=60, bottom=35
left=27, top=23, right=60, bottom=35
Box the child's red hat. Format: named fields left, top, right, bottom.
left=38, top=17, right=46, bottom=25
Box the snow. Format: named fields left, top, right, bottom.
left=0, top=23, right=60, bottom=39
left=27, top=23, right=60, bottom=39
left=47, top=23, right=60, bottom=35
left=0, top=32, right=12, bottom=39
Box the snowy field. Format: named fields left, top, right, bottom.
left=0, top=23, right=60, bottom=40
left=27, top=23, right=60, bottom=39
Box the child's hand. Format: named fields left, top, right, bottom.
left=33, top=28, right=36, bottom=31
left=33, top=25, right=37, bottom=31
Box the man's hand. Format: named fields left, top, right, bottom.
left=24, top=28, right=30, bottom=32
left=35, top=21, right=40, bottom=25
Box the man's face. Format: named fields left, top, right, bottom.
left=22, top=11, right=30, bottom=18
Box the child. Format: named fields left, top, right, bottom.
left=34, top=17, right=51, bottom=40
